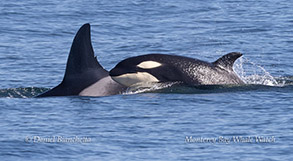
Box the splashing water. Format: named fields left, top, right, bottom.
left=233, top=57, right=281, bottom=86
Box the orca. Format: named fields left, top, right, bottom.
left=37, top=24, right=126, bottom=97
left=109, top=53, right=245, bottom=86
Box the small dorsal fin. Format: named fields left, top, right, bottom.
left=63, top=23, right=102, bottom=79
left=213, top=52, right=242, bottom=71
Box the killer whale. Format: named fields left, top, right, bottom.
left=109, top=53, right=245, bottom=87
left=37, top=24, right=126, bottom=97
left=37, top=23, right=244, bottom=97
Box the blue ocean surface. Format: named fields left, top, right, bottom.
left=0, top=0, right=292, bottom=160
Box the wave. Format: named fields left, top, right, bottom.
left=0, top=87, right=49, bottom=98
left=124, top=80, right=293, bottom=95
left=0, top=77, right=292, bottom=98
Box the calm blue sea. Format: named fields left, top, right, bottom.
left=0, top=0, right=292, bottom=160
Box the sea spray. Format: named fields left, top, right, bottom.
left=233, top=57, right=280, bottom=86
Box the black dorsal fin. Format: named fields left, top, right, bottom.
left=36, top=23, right=109, bottom=97
left=213, top=52, right=243, bottom=71
left=63, top=23, right=102, bottom=79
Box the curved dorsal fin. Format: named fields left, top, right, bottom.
left=37, top=24, right=110, bottom=97
left=213, top=52, right=242, bottom=71
left=64, top=23, right=102, bottom=79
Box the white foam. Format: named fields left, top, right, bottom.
left=233, top=57, right=281, bottom=86
left=123, top=82, right=178, bottom=95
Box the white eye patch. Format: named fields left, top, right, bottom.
left=137, top=61, right=162, bottom=69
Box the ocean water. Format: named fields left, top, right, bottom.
left=0, top=0, right=293, bottom=160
